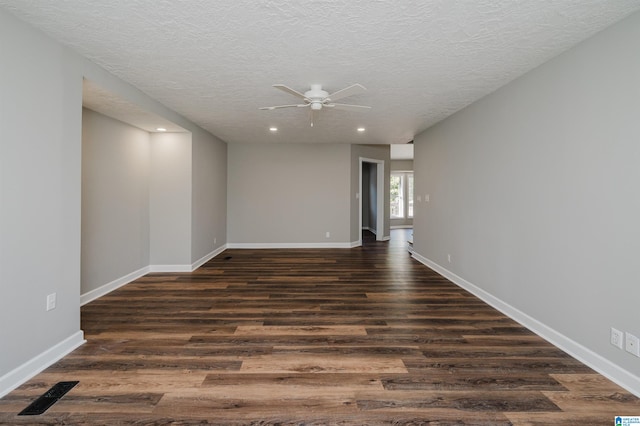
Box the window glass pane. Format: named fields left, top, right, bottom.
left=390, top=174, right=404, bottom=218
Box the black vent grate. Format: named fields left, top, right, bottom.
left=18, top=381, right=79, bottom=416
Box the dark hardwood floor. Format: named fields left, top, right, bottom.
left=1, top=230, right=638, bottom=424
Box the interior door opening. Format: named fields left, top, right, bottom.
left=359, top=157, right=384, bottom=245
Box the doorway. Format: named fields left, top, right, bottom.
left=359, top=157, right=384, bottom=245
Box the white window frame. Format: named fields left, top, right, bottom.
left=390, top=171, right=413, bottom=219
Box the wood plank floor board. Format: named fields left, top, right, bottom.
left=12, top=372, right=209, bottom=394
left=420, top=344, right=573, bottom=359
left=234, top=325, right=368, bottom=336
left=384, top=372, right=570, bottom=391
left=201, top=373, right=385, bottom=389
left=0, top=230, right=637, bottom=425
left=46, top=356, right=244, bottom=372
left=551, top=373, right=632, bottom=393
left=504, top=412, right=624, bottom=426
left=403, top=357, right=596, bottom=374
left=542, top=389, right=640, bottom=412
left=354, top=389, right=562, bottom=412
left=239, top=354, right=409, bottom=374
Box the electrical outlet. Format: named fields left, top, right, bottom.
left=46, top=293, right=56, bottom=311
left=611, top=328, right=624, bottom=349
left=325, top=231, right=330, bottom=239
left=625, top=332, right=640, bottom=357
left=447, top=254, right=452, bottom=263
left=611, top=327, right=624, bottom=349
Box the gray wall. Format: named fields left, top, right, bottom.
left=228, top=143, right=390, bottom=247
left=227, top=143, right=351, bottom=245
left=82, top=109, right=227, bottom=289
left=149, top=132, right=192, bottom=266
left=413, top=11, right=640, bottom=392
left=1, top=8, right=227, bottom=396
left=1, top=9, right=84, bottom=385
left=191, top=127, right=227, bottom=263
left=82, top=109, right=150, bottom=293
left=80, top=65, right=228, bottom=268
left=391, top=160, right=413, bottom=171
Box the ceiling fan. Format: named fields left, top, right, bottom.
left=260, top=83, right=371, bottom=126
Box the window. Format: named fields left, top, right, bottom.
left=407, top=173, right=414, bottom=218
left=391, top=172, right=413, bottom=219
left=390, top=174, right=404, bottom=218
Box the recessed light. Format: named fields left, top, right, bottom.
left=156, top=127, right=167, bottom=132
left=269, top=127, right=278, bottom=132
left=357, top=127, right=365, bottom=132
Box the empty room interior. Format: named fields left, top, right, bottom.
left=1, top=1, right=640, bottom=424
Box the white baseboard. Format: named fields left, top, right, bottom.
left=81, top=247, right=228, bottom=306
left=150, top=246, right=228, bottom=273
left=227, top=242, right=355, bottom=249
left=191, top=245, right=227, bottom=270
left=351, top=240, right=362, bottom=248
left=390, top=225, right=413, bottom=229
left=0, top=331, right=85, bottom=398
left=411, top=251, right=640, bottom=397
left=149, top=264, right=192, bottom=273
left=81, top=266, right=150, bottom=306
left=14, top=248, right=228, bottom=400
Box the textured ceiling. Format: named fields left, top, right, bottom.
left=2, top=1, right=640, bottom=145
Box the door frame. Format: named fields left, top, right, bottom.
left=358, top=157, right=385, bottom=244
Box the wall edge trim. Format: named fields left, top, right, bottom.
left=149, top=264, right=192, bottom=273
left=191, top=245, right=227, bottom=271
left=411, top=251, right=640, bottom=397
left=80, top=266, right=150, bottom=306
left=0, top=331, right=85, bottom=398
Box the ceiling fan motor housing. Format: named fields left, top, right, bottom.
left=306, top=85, right=329, bottom=110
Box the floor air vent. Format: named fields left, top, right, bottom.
left=18, top=381, right=78, bottom=416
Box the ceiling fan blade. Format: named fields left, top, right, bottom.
left=273, top=84, right=308, bottom=100
left=259, top=104, right=308, bottom=110
left=327, top=83, right=366, bottom=102
left=326, top=103, right=371, bottom=111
